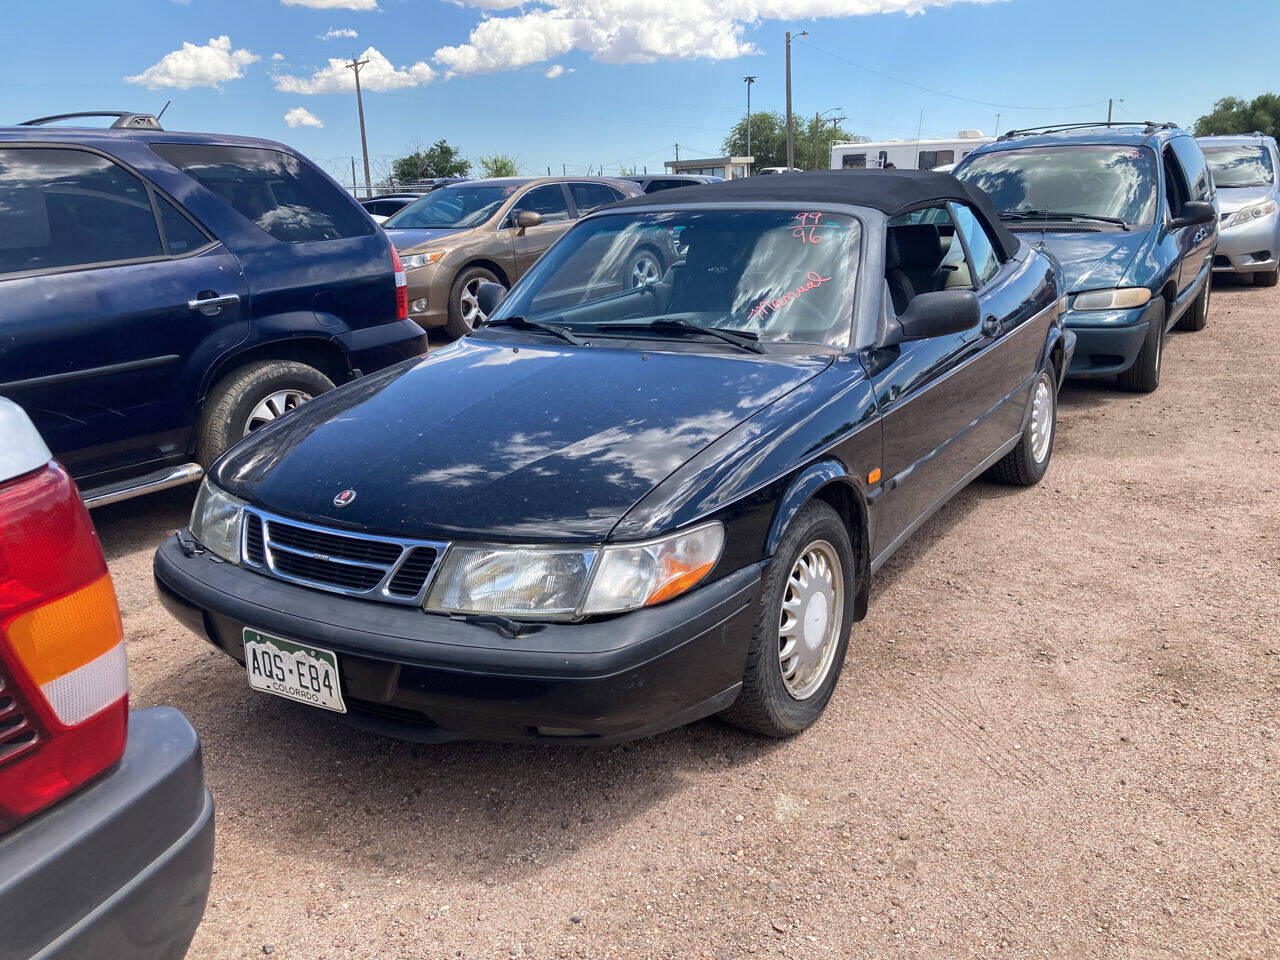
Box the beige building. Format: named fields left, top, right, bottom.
left=664, top=156, right=754, bottom=179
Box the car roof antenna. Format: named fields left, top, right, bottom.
left=157, top=100, right=171, bottom=122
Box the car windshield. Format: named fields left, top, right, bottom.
left=1201, top=144, right=1275, bottom=188
left=491, top=209, right=861, bottom=348
left=957, top=145, right=1158, bottom=225
left=384, top=183, right=522, bottom=229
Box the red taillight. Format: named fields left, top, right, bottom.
left=390, top=245, right=408, bottom=321
left=0, top=463, right=128, bottom=832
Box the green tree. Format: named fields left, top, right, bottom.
left=478, top=153, right=521, bottom=177
left=392, top=139, right=470, bottom=183
left=1194, top=94, right=1280, bottom=140
left=723, top=110, right=855, bottom=171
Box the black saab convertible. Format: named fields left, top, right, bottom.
left=155, top=171, right=1072, bottom=745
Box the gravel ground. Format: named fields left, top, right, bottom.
left=96, top=279, right=1279, bottom=959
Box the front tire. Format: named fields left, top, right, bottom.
left=720, top=501, right=856, bottom=738
left=991, top=360, right=1057, bottom=486
left=1176, top=278, right=1209, bottom=331
left=446, top=265, right=500, bottom=339
left=1116, top=300, right=1165, bottom=393
left=626, top=247, right=664, bottom=288
left=1255, top=266, right=1279, bottom=287
left=197, top=360, right=334, bottom=467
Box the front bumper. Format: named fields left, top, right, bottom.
left=154, top=535, right=762, bottom=745
left=0, top=707, right=214, bottom=960
left=1213, top=214, right=1279, bottom=274
left=337, top=318, right=428, bottom=372
left=1062, top=299, right=1160, bottom=378
left=404, top=270, right=448, bottom=330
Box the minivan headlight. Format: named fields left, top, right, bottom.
left=1226, top=200, right=1277, bottom=228
left=189, top=480, right=246, bottom=564
left=1072, top=287, right=1152, bottom=311
left=424, top=522, right=725, bottom=620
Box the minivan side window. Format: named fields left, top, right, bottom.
left=0, top=147, right=163, bottom=277
left=1162, top=145, right=1191, bottom=218
left=950, top=202, right=1003, bottom=287
left=512, top=184, right=570, bottom=223
left=152, top=143, right=373, bottom=243
left=1170, top=137, right=1213, bottom=201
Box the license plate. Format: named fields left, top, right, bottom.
left=243, top=628, right=346, bottom=714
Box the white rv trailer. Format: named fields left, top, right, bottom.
left=830, top=130, right=994, bottom=172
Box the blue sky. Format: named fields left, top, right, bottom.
left=2, top=0, right=1276, bottom=186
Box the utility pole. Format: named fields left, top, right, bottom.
left=743, top=76, right=757, bottom=165
left=784, top=30, right=808, bottom=171
left=1107, top=98, right=1124, bottom=127
left=346, top=55, right=372, bottom=197
left=813, top=109, right=844, bottom=170
left=350, top=157, right=357, bottom=196
left=993, top=112, right=1001, bottom=137
left=674, top=142, right=680, bottom=163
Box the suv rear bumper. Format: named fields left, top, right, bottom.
left=0, top=707, right=214, bottom=960
left=338, top=318, right=428, bottom=372
left=154, top=535, right=762, bottom=745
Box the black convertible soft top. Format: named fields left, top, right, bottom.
left=608, top=169, right=1020, bottom=261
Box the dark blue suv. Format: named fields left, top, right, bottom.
left=0, top=112, right=425, bottom=505
left=955, top=122, right=1217, bottom=392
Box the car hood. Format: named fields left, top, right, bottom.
left=211, top=339, right=831, bottom=542
left=1030, top=230, right=1148, bottom=292
left=385, top=227, right=469, bottom=251
left=1215, top=185, right=1273, bottom=215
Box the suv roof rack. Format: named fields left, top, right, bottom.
left=998, top=120, right=1176, bottom=141
left=19, top=111, right=163, bottom=131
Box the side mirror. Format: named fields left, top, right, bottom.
left=1171, top=200, right=1215, bottom=229
left=475, top=281, right=508, bottom=317
left=887, top=290, right=980, bottom=344
left=514, top=210, right=542, bottom=232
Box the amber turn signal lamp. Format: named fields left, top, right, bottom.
left=867, top=467, right=882, bottom=485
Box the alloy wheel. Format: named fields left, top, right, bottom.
left=459, top=277, right=488, bottom=328
left=1029, top=374, right=1054, bottom=464
left=630, top=254, right=661, bottom=288
left=778, top=540, right=844, bottom=700
left=244, top=389, right=312, bottom=436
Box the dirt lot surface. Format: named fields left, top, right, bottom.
left=97, top=280, right=1279, bottom=959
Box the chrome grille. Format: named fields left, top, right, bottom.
left=241, top=508, right=447, bottom=605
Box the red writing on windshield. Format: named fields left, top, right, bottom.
left=748, top=272, right=833, bottom=322
left=793, top=212, right=823, bottom=243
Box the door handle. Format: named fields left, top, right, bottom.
left=981, top=314, right=1002, bottom=337
left=188, top=293, right=240, bottom=315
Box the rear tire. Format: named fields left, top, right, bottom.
left=1176, top=279, right=1209, bottom=331
left=720, top=501, right=855, bottom=738
left=990, top=360, right=1057, bottom=486
left=197, top=360, right=334, bottom=467
left=1255, top=267, right=1279, bottom=287
left=1116, top=300, right=1165, bottom=393
left=446, top=265, right=500, bottom=339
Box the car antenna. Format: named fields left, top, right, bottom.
left=156, top=100, right=171, bottom=122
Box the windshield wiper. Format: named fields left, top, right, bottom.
left=999, top=209, right=1130, bottom=231
left=599, top=318, right=764, bottom=353
left=479, top=315, right=584, bottom=345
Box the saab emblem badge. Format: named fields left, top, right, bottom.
left=334, top=489, right=357, bottom=508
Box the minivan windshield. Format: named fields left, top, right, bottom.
left=489, top=209, right=861, bottom=349
left=385, top=183, right=524, bottom=229
left=1201, top=144, right=1275, bottom=188
left=957, top=145, right=1158, bottom=225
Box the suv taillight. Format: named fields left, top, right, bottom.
left=390, top=245, right=408, bottom=321
left=0, top=463, right=128, bottom=832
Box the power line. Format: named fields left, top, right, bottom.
left=795, top=38, right=1108, bottom=112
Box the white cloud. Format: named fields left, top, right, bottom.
left=282, top=0, right=378, bottom=9
left=321, top=27, right=359, bottom=39
left=434, top=0, right=1001, bottom=75
left=544, top=64, right=572, bottom=78
left=125, top=36, right=259, bottom=89
left=274, top=46, right=437, bottom=94
left=272, top=52, right=286, bottom=61
left=285, top=106, right=325, bottom=127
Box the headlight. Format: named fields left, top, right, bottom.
left=583, top=523, right=724, bottom=615
left=1072, top=287, right=1152, bottom=311
left=424, top=522, right=725, bottom=620
left=401, top=250, right=447, bottom=270
left=189, top=480, right=246, bottom=564
left=1226, top=200, right=1277, bottom=228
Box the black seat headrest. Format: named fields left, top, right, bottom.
left=886, top=224, right=942, bottom=269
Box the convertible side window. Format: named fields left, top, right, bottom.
left=950, top=202, right=1002, bottom=288
left=885, top=205, right=970, bottom=314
